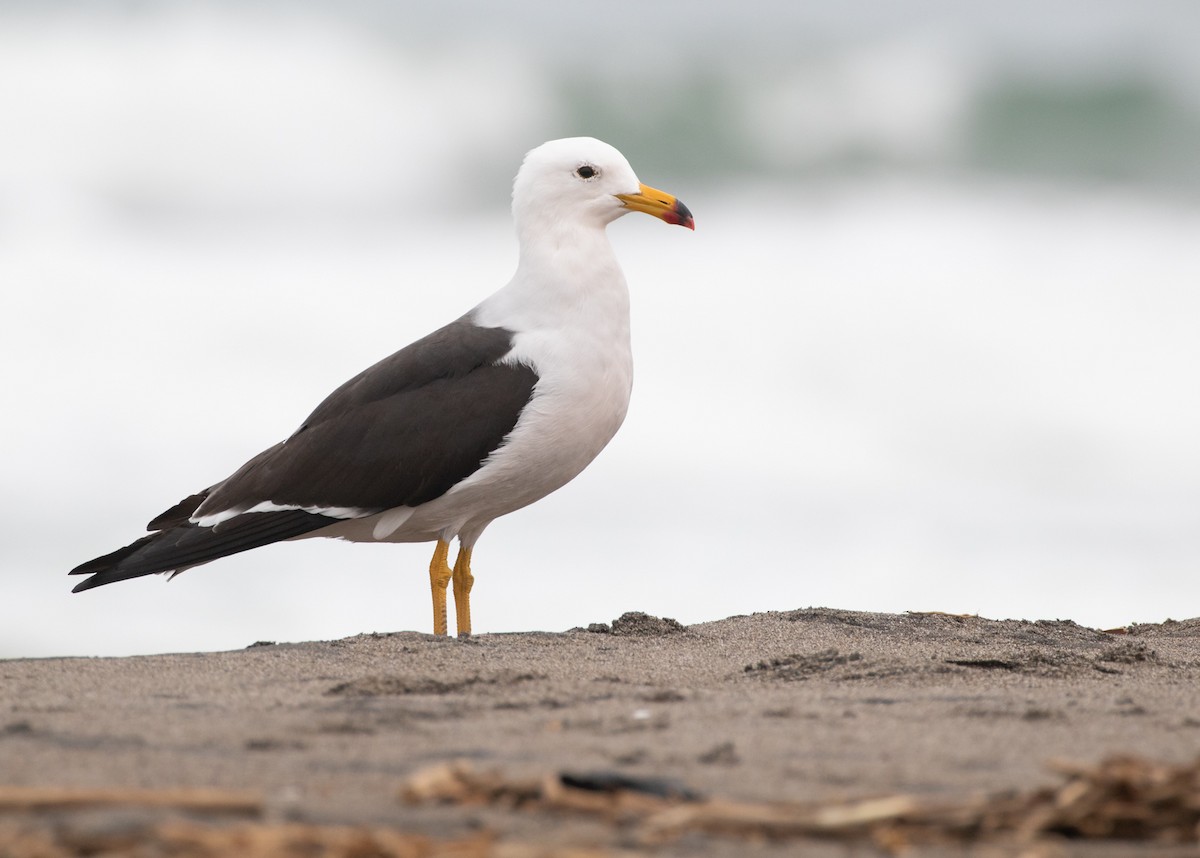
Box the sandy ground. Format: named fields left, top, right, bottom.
left=3, top=608, right=1200, bottom=856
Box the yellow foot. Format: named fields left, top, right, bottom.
left=452, top=546, right=474, bottom=638
left=428, top=539, right=452, bottom=636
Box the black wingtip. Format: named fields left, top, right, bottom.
left=68, top=532, right=159, bottom=595
left=68, top=510, right=336, bottom=595
left=69, top=534, right=157, bottom=580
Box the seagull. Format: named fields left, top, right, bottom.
left=70, top=137, right=694, bottom=638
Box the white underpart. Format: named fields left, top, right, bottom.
left=312, top=137, right=640, bottom=551
left=371, top=506, right=415, bottom=540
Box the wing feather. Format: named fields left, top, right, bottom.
left=70, top=314, right=539, bottom=592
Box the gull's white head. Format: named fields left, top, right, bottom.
left=512, top=137, right=694, bottom=236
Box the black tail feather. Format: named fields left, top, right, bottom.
left=70, top=510, right=336, bottom=592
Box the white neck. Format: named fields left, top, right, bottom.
left=474, top=219, right=631, bottom=335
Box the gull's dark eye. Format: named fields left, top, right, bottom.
left=575, top=164, right=598, bottom=180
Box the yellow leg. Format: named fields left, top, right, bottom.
left=452, top=545, right=474, bottom=638
left=428, top=539, right=452, bottom=636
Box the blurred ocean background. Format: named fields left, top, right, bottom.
left=3, top=1, right=1199, bottom=657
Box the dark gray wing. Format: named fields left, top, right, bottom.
left=196, top=314, right=538, bottom=516
left=69, top=314, right=538, bottom=592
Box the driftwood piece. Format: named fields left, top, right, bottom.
left=0, top=785, right=262, bottom=815
left=2, top=754, right=1197, bottom=854
left=400, top=754, right=1200, bottom=848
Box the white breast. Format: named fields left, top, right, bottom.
left=449, top=317, right=633, bottom=517
left=366, top=230, right=635, bottom=547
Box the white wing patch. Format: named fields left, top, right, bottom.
left=191, top=501, right=370, bottom=529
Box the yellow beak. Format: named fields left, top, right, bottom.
left=616, top=183, right=695, bottom=230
